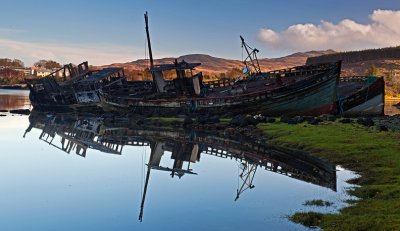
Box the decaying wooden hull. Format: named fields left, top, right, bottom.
left=28, top=87, right=101, bottom=111
left=343, top=94, right=384, bottom=116
left=26, top=61, right=126, bottom=112
left=100, top=13, right=341, bottom=117
left=100, top=61, right=341, bottom=116
left=337, top=76, right=385, bottom=116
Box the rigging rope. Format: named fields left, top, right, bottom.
left=241, top=44, right=244, bottom=63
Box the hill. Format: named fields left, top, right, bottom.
left=306, top=47, right=400, bottom=77
left=306, top=47, right=400, bottom=75
left=257, top=50, right=336, bottom=70
left=306, top=46, right=400, bottom=65
left=99, top=50, right=336, bottom=80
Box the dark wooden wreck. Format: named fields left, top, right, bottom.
left=26, top=61, right=126, bottom=111
left=99, top=12, right=341, bottom=116
left=235, top=37, right=385, bottom=117
left=337, top=76, right=385, bottom=116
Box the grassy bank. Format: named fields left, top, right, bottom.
left=257, top=121, right=400, bottom=230
left=141, top=117, right=400, bottom=229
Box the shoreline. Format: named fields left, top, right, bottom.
left=257, top=121, right=400, bottom=230
left=3, top=108, right=400, bottom=229
left=0, top=84, right=28, bottom=90
left=141, top=115, right=400, bottom=230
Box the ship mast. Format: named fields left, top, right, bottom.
left=144, top=12, right=154, bottom=69
left=139, top=164, right=151, bottom=222
left=138, top=142, right=164, bottom=222
left=144, top=11, right=158, bottom=87
left=240, top=35, right=261, bottom=75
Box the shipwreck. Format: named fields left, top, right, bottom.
left=26, top=61, right=126, bottom=111
left=25, top=12, right=385, bottom=117
left=99, top=12, right=341, bottom=116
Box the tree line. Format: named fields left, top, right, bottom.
left=0, top=58, right=62, bottom=69
left=306, top=46, right=400, bottom=64
left=0, top=59, right=63, bottom=84
left=0, top=58, right=24, bottom=68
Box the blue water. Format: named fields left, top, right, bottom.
left=0, top=90, right=357, bottom=231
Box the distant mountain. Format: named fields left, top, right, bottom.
left=126, top=54, right=244, bottom=75
left=257, top=50, right=336, bottom=70
left=100, top=50, right=336, bottom=78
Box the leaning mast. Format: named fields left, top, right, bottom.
left=144, top=11, right=157, bottom=87
left=240, top=35, right=261, bottom=75
left=144, top=12, right=154, bottom=69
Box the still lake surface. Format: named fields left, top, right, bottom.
left=0, top=89, right=385, bottom=231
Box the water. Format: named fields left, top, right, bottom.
left=0, top=89, right=30, bottom=110
left=0, top=90, right=361, bottom=231
left=385, top=99, right=400, bottom=116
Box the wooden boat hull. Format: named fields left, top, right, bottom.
left=101, top=62, right=341, bottom=116
left=26, top=62, right=126, bottom=112
left=342, top=94, right=384, bottom=116
left=337, top=76, right=385, bottom=116
left=29, top=90, right=102, bottom=112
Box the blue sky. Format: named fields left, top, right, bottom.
left=1, top=0, right=399, bottom=66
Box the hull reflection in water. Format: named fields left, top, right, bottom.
left=25, top=111, right=337, bottom=222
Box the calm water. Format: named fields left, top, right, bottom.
left=0, top=89, right=31, bottom=110
left=0, top=90, right=361, bottom=231
left=385, top=99, right=400, bottom=116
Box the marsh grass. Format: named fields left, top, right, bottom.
left=258, top=121, right=400, bottom=230
left=303, top=199, right=333, bottom=207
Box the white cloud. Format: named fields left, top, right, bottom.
left=0, top=38, right=170, bottom=66
left=258, top=9, right=400, bottom=52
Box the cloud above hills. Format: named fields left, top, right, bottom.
left=258, top=9, right=400, bottom=52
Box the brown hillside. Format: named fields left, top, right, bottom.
left=258, top=50, right=336, bottom=71
left=98, top=50, right=336, bottom=79
left=307, top=46, right=400, bottom=65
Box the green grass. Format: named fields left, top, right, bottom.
left=146, top=117, right=184, bottom=123
left=219, top=118, right=231, bottom=125
left=257, top=121, right=400, bottom=231
left=146, top=117, right=231, bottom=126
left=303, top=200, right=333, bottom=207
left=290, top=212, right=324, bottom=228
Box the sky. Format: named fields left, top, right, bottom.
left=0, top=0, right=400, bottom=66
